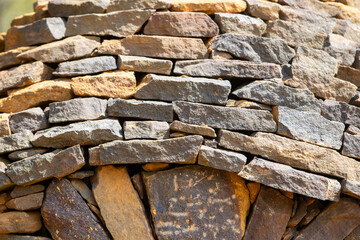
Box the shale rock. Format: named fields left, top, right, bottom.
left=123, top=121, right=170, bottom=140
left=10, top=107, right=48, bottom=133
left=341, top=133, right=360, bottom=159
left=8, top=149, right=48, bottom=161
left=0, top=114, right=10, bottom=137
left=70, top=179, right=96, bottom=206
left=0, top=212, right=42, bottom=234
left=0, top=130, right=33, bottom=155
left=321, top=99, right=360, bottom=128
left=170, top=0, right=247, bottom=14
left=341, top=179, right=360, bottom=199
left=323, top=34, right=358, bottom=66
left=48, top=0, right=109, bottom=17
left=337, top=66, right=360, bottom=87
left=245, top=0, right=281, bottom=20
left=107, top=0, right=170, bottom=11
left=10, top=184, right=45, bottom=198
left=119, top=55, right=173, bottom=75
left=0, top=46, right=32, bottom=70
left=169, top=120, right=216, bottom=138
left=6, top=192, right=44, bottom=211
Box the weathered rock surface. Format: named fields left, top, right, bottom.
left=123, top=121, right=170, bottom=140
left=245, top=0, right=281, bottom=20
left=93, top=166, right=154, bottom=240
left=67, top=170, right=94, bottom=179
left=107, top=0, right=170, bottom=11
left=10, top=184, right=45, bottom=198
left=143, top=165, right=250, bottom=239
left=53, top=56, right=117, bottom=77
left=144, top=12, right=219, bottom=37
left=48, top=0, right=109, bottom=17
left=210, top=33, right=295, bottom=65
left=323, top=34, right=358, bottom=66
left=0, top=114, right=11, bottom=137
left=173, top=59, right=282, bottom=79
left=240, top=157, right=341, bottom=201
left=219, top=130, right=360, bottom=182
left=0, top=212, right=42, bottom=234
left=326, top=2, right=360, bottom=25
left=345, top=225, right=360, bottom=240
left=279, top=0, right=339, bottom=17
left=108, top=98, right=173, bottom=122
left=321, top=99, right=360, bottom=129
left=6, top=145, right=85, bottom=185
left=65, top=10, right=154, bottom=38
left=341, top=133, right=360, bottom=159
left=354, top=49, right=360, bottom=69
left=72, top=71, right=136, bottom=99
left=41, top=178, right=111, bottom=240
left=170, top=0, right=247, bottom=14
left=49, top=98, right=107, bottom=123
left=119, top=55, right=173, bottom=75
left=5, top=18, right=66, bottom=50
left=135, top=74, right=231, bottom=105
left=31, top=119, right=123, bottom=148
left=341, top=179, right=360, bottom=199
left=337, top=66, right=360, bottom=87
left=232, top=80, right=321, bottom=112
left=170, top=120, right=216, bottom=138
left=0, top=33, right=5, bottom=52
left=0, top=130, right=33, bottom=155
left=18, top=36, right=100, bottom=63
left=173, top=101, right=277, bottom=132
left=346, top=125, right=360, bottom=135
left=6, top=192, right=44, bottom=211
left=89, top=135, right=203, bottom=165
left=0, top=236, right=51, bottom=240
left=198, top=145, right=247, bottom=172
left=333, top=20, right=360, bottom=45
left=70, top=179, right=96, bottom=206
left=10, top=107, right=48, bottom=133
left=8, top=149, right=48, bottom=161
left=0, top=46, right=32, bottom=70
left=0, top=171, right=14, bottom=192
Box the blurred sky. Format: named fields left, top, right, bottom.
left=0, top=0, right=35, bottom=33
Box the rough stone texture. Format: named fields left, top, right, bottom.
left=279, top=0, right=339, bottom=17
left=273, top=106, right=345, bottom=149
left=326, top=2, right=360, bottom=25
left=10, top=184, right=45, bottom=198
left=170, top=120, right=216, bottom=138
left=144, top=12, right=219, bottom=37
left=0, top=61, right=53, bottom=94
left=342, top=133, right=360, bottom=159
left=337, top=66, right=360, bottom=87
left=123, top=121, right=170, bottom=140
left=6, top=192, right=44, bottom=211
left=333, top=20, right=360, bottom=45
left=210, top=33, right=295, bottom=65
left=72, top=71, right=136, bottom=99
left=0, top=80, right=72, bottom=113
left=0, top=46, right=32, bottom=70
left=53, top=56, right=117, bottom=77
left=239, top=157, right=341, bottom=201
left=67, top=170, right=94, bottom=179
left=142, top=163, right=170, bottom=172
left=107, top=0, right=170, bottom=11
left=92, top=166, right=154, bottom=240
left=135, top=74, right=231, bottom=105
left=323, top=34, right=358, bottom=66
left=173, top=59, right=282, bottom=79
left=347, top=125, right=360, bottom=135
left=31, top=119, right=123, bottom=148
left=0, top=236, right=51, bottom=240
left=243, top=186, right=293, bottom=240
left=198, top=145, right=247, bottom=172
left=219, top=130, right=360, bottom=182
left=0, top=33, right=5, bottom=52
left=170, top=0, right=247, bottom=14
left=0, top=212, right=42, bottom=234
left=89, top=135, right=203, bottom=165
left=345, top=226, right=360, bottom=240
left=321, top=99, right=360, bottom=129
left=49, top=98, right=107, bottom=123
left=8, top=148, right=48, bottom=161
left=245, top=0, right=281, bottom=20
left=0, top=114, right=11, bottom=137
left=341, top=179, right=360, bottom=199
left=70, top=179, right=97, bottom=206
left=354, top=49, right=360, bottom=69
left=48, top=0, right=109, bottom=17
left=119, top=55, right=173, bottom=75
left=18, top=36, right=100, bottom=63
left=0, top=130, right=33, bottom=155
left=294, top=198, right=360, bottom=240
left=173, top=101, right=277, bottom=132
left=143, top=165, right=250, bottom=239
left=10, top=107, right=48, bottom=133
left=108, top=98, right=173, bottom=122
left=41, top=178, right=111, bottom=240
left=5, top=18, right=66, bottom=50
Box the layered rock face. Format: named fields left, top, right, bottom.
left=0, top=0, right=359, bottom=239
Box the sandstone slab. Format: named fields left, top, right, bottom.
left=8, top=148, right=48, bottom=161
left=89, top=135, right=203, bottom=165
left=341, top=179, right=360, bottom=199
left=98, top=36, right=208, bottom=60
left=135, top=74, right=231, bottom=105
left=170, top=0, right=247, bottom=15
left=10, top=184, right=45, bottom=198
left=342, top=133, right=360, bottom=159
left=324, top=34, right=357, bottom=66
left=173, top=101, right=277, bottom=132
left=0, top=212, right=42, bottom=234
left=123, top=121, right=170, bottom=140
left=321, top=99, right=360, bottom=128
left=6, top=192, right=44, bottom=211
left=48, top=0, right=109, bottom=17
left=170, top=120, right=216, bottom=138
left=93, top=166, right=154, bottom=240
left=337, top=66, right=360, bottom=87
left=0, top=130, right=33, bottom=155
left=119, top=55, right=172, bottom=75
left=10, top=107, right=48, bottom=133
left=245, top=0, right=281, bottom=20
left=0, top=114, right=10, bottom=137
left=0, top=46, right=32, bottom=70
left=6, top=145, right=85, bottom=185
left=107, top=0, right=170, bottom=11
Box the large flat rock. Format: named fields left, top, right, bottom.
left=48, top=0, right=109, bottom=17
left=9, top=107, right=48, bottom=133
left=170, top=0, right=247, bottom=15
left=119, top=55, right=173, bottom=75
left=123, top=121, right=170, bottom=140
left=321, top=99, right=360, bottom=128
left=107, top=0, right=170, bottom=11
left=0, top=211, right=42, bottom=234
left=0, top=130, right=33, bottom=155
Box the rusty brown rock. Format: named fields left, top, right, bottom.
left=6, top=192, right=44, bottom=211
left=0, top=114, right=10, bottom=137
left=0, top=46, right=32, bottom=70
left=10, top=184, right=45, bottom=198
left=0, top=211, right=42, bottom=234
left=171, top=0, right=247, bottom=15
left=336, top=66, right=360, bottom=87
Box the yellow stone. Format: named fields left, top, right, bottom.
left=247, top=182, right=261, bottom=204
left=171, top=0, right=247, bottom=15
left=326, top=2, right=360, bottom=25
left=142, top=163, right=170, bottom=172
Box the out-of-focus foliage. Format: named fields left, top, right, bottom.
left=0, top=0, right=35, bottom=33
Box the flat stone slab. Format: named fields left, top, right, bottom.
left=107, top=0, right=170, bottom=11
left=170, top=0, right=247, bottom=15
left=8, top=148, right=48, bottom=161
left=173, top=101, right=277, bottom=132
left=135, top=74, right=231, bottom=105
left=108, top=98, right=173, bottom=122
left=48, top=97, right=107, bottom=123
left=119, top=55, right=173, bottom=75
left=31, top=119, right=123, bottom=148
left=239, top=157, right=341, bottom=201
left=336, top=66, right=360, bottom=87
left=245, top=0, right=281, bottom=20
left=341, top=179, right=360, bottom=199
left=70, top=179, right=96, bottom=206
left=342, top=133, right=360, bottom=159
left=173, top=59, right=282, bottom=79
left=65, top=10, right=154, bottom=38
left=321, top=99, right=360, bottom=129
left=123, top=121, right=170, bottom=140
left=170, top=120, right=216, bottom=138
left=98, top=35, right=208, bottom=60
left=0, top=46, right=33, bottom=70
left=10, top=107, right=48, bottom=133
left=0, top=130, right=33, bottom=155
left=6, top=192, right=44, bottom=211
left=10, top=184, right=45, bottom=198
left=48, top=0, right=109, bottom=17
left=89, top=135, right=203, bottom=165
left=6, top=145, right=85, bottom=185
left=0, top=211, right=42, bottom=234
left=53, top=56, right=117, bottom=77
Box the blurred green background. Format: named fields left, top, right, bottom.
left=0, top=0, right=35, bottom=33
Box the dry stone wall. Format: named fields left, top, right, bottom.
left=0, top=0, right=359, bottom=239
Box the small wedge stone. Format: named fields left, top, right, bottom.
left=0, top=114, right=10, bottom=137
left=71, top=179, right=97, bottom=206
left=119, top=55, right=172, bottom=75
left=123, top=121, right=170, bottom=140
left=341, top=179, right=360, bottom=199
left=6, top=192, right=44, bottom=211
left=171, top=0, right=247, bottom=15
left=10, top=107, right=48, bottom=133
left=170, top=120, right=216, bottom=138
left=0, top=212, right=42, bottom=234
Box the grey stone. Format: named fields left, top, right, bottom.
left=0, top=46, right=32, bottom=70
left=278, top=0, right=339, bottom=17
left=6, top=192, right=44, bottom=211
left=239, top=157, right=341, bottom=201
left=0, top=171, right=14, bottom=192
left=198, top=145, right=247, bottom=172
left=10, top=107, right=48, bottom=134
left=10, top=184, right=45, bottom=198
left=8, top=148, right=48, bottom=161
left=274, top=106, right=345, bottom=150
left=0, top=212, right=42, bottom=234
left=31, top=119, right=123, bottom=148
left=123, top=121, right=170, bottom=140
left=6, top=145, right=85, bottom=185
left=135, top=74, right=231, bottom=105
left=346, top=125, right=360, bottom=135
left=71, top=179, right=97, bottom=206
left=170, top=120, right=216, bottom=138
left=336, top=66, right=360, bottom=87
left=0, top=130, right=33, bottom=154
left=232, top=80, right=321, bottom=112
left=173, top=59, right=282, bottom=79
left=119, top=55, right=173, bottom=75
left=48, top=0, right=109, bottom=17
left=214, top=13, right=266, bottom=36
left=321, top=99, right=360, bottom=128
left=65, top=10, right=154, bottom=38
left=108, top=98, right=173, bottom=122
left=341, top=179, right=360, bottom=199
left=342, top=133, right=360, bottom=159
left=53, top=56, right=117, bottom=77
left=245, top=0, right=281, bottom=20
left=89, top=135, right=203, bottom=165
left=107, top=0, right=170, bottom=11
left=332, top=20, right=360, bottom=45
left=5, top=17, right=66, bottom=50
left=49, top=98, right=107, bottom=123
left=324, top=34, right=358, bottom=66
left=17, top=36, right=101, bottom=63
left=67, top=170, right=94, bottom=179
left=173, top=101, right=277, bottom=132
